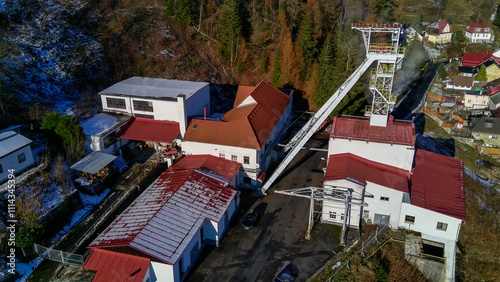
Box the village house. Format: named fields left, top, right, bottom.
left=0, top=128, right=35, bottom=184
left=424, top=21, right=453, bottom=44
left=464, top=90, right=489, bottom=109
left=465, top=22, right=494, bottom=43
left=460, top=51, right=500, bottom=81
left=84, top=155, right=241, bottom=282
left=446, top=75, right=474, bottom=91
left=323, top=115, right=465, bottom=281
left=470, top=116, right=500, bottom=147
left=182, top=81, right=293, bottom=189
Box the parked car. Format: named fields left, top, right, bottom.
left=242, top=209, right=258, bottom=230
left=274, top=262, right=299, bottom=282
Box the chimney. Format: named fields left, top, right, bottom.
left=177, top=94, right=187, bottom=138
left=204, top=107, right=207, bottom=120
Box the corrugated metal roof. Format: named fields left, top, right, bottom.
left=169, top=155, right=241, bottom=182
left=0, top=131, right=32, bottom=158
left=83, top=248, right=150, bottom=282
left=117, top=117, right=180, bottom=143
left=411, top=150, right=466, bottom=221
left=330, top=116, right=415, bottom=146
left=89, top=169, right=238, bottom=264
left=184, top=81, right=291, bottom=150
left=99, top=76, right=209, bottom=100
left=70, top=151, right=117, bottom=174
left=324, top=153, right=410, bottom=193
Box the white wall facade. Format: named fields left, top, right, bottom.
left=464, top=93, right=489, bottom=108
left=0, top=146, right=35, bottom=183
left=149, top=262, right=175, bottom=282
left=363, top=182, right=406, bottom=227
left=328, top=138, right=415, bottom=172
left=322, top=180, right=364, bottom=227
left=399, top=203, right=462, bottom=242
left=465, top=31, right=492, bottom=43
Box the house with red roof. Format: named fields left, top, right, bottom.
left=460, top=51, right=500, bottom=81
left=424, top=21, right=453, bottom=44
left=84, top=156, right=241, bottom=282
left=465, top=22, right=494, bottom=43
left=182, top=81, right=293, bottom=189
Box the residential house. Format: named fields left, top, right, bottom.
left=0, top=130, right=35, bottom=183
left=446, top=75, right=474, bottom=91
left=99, top=76, right=210, bottom=137
left=81, top=113, right=131, bottom=154
left=465, top=22, right=494, bottom=43
left=424, top=21, right=453, bottom=44
left=460, top=51, right=500, bottom=81
left=470, top=116, right=500, bottom=146
left=182, top=81, right=293, bottom=189
left=464, top=90, right=489, bottom=109
left=84, top=156, right=241, bottom=282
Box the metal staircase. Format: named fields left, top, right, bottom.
left=261, top=23, right=405, bottom=194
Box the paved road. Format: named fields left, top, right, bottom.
left=187, top=132, right=342, bottom=282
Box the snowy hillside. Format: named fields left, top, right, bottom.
left=0, top=0, right=106, bottom=105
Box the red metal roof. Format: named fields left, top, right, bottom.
left=462, top=51, right=500, bottom=67
left=426, top=21, right=452, bottom=35
left=330, top=116, right=415, bottom=146
left=233, top=85, right=256, bottom=108
left=89, top=169, right=239, bottom=264
left=168, top=154, right=241, bottom=182
left=324, top=153, right=410, bottom=193
left=352, top=23, right=402, bottom=28
left=184, top=81, right=291, bottom=150
left=465, top=22, right=493, bottom=33
left=117, top=117, right=180, bottom=143
left=488, top=85, right=500, bottom=96
left=83, top=248, right=150, bottom=282
left=411, top=150, right=466, bottom=221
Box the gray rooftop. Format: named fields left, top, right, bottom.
left=70, top=151, right=117, bottom=174
left=99, top=76, right=209, bottom=100
left=471, top=116, right=500, bottom=134
left=81, top=113, right=131, bottom=137
left=490, top=93, right=500, bottom=105
left=0, top=131, right=32, bottom=158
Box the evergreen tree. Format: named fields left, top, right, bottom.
left=437, top=63, right=447, bottom=79
left=271, top=48, right=282, bottom=87
left=298, top=12, right=316, bottom=80
left=164, top=0, right=175, bottom=16
left=175, top=0, right=196, bottom=26
left=315, top=36, right=336, bottom=107
left=476, top=65, right=487, bottom=81
left=219, top=0, right=251, bottom=63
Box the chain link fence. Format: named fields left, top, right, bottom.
left=34, top=243, right=84, bottom=267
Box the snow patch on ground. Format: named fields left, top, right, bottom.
left=424, top=45, right=442, bottom=60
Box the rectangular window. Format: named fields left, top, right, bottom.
left=475, top=28, right=481, bottom=32
left=106, top=97, right=126, bottom=109
left=134, top=113, right=154, bottom=119
left=219, top=153, right=225, bottom=159
left=243, top=177, right=252, bottom=184
left=329, top=211, right=336, bottom=219
left=133, top=100, right=154, bottom=112
left=231, top=154, right=237, bottom=162
left=485, top=28, right=490, bottom=32
left=243, top=156, right=250, bottom=164
left=363, top=210, right=369, bottom=218
left=405, top=215, right=415, bottom=224
left=0, top=164, right=3, bottom=173
left=380, top=196, right=389, bottom=201
left=18, top=153, right=26, bottom=163
left=103, top=134, right=116, bottom=149
left=340, top=213, right=345, bottom=220
left=436, top=222, right=448, bottom=231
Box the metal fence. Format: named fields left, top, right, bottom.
left=34, top=243, right=84, bottom=267
left=327, top=217, right=390, bottom=281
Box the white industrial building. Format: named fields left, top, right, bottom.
left=84, top=155, right=241, bottom=282
left=182, top=81, right=292, bottom=189
left=323, top=115, right=465, bottom=281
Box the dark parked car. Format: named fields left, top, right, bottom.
left=274, top=262, right=299, bottom=282
left=242, top=209, right=258, bottom=230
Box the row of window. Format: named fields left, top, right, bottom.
left=106, top=97, right=154, bottom=112
left=404, top=215, right=448, bottom=231
left=0, top=153, right=26, bottom=174
left=219, top=153, right=250, bottom=164
left=329, top=211, right=345, bottom=220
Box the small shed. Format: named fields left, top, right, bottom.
left=70, top=151, right=118, bottom=193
